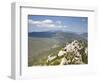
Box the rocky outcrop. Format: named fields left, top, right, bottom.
left=58, top=50, right=66, bottom=57
left=60, top=57, right=70, bottom=65
left=46, top=40, right=88, bottom=65
left=85, top=47, right=88, bottom=55
left=47, top=55, right=57, bottom=63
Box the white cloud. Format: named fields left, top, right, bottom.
left=36, top=23, right=56, bottom=28
left=28, top=19, right=68, bottom=32
left=28, top=19, right=41, bottom=24
left=29, top=19, right=55, bottom=28
left=42, top=19, right=53, bottom=23
left=29, top=19, right=53, bottom=25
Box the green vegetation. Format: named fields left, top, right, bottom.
left=28, top=37, right=88, bottom=66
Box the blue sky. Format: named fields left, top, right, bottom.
left=28, top=15, right=88, bottom=34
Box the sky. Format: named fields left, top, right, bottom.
left=28, top=15, right=88, bottom=34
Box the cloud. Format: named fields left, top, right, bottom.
left=29, top=19, right=56, bottom=28
left=42, top=19, right=53, bottom=23
left=28, top=19, right=68, bottom=32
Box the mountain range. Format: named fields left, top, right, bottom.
left=28, top=31, right=87, bottom=40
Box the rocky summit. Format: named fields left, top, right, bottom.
left=46, top=40, right=88, bottom=65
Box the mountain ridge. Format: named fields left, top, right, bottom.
left=28, top=31, right=87, bottom=39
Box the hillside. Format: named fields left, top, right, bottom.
left=28, top=32, right=88, bottom=66
left=46, top=40, right=88, bottom=65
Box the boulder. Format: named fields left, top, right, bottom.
left=60, top=57, right=69, bottom=65
left=47, top=55, right=57, bottom=62
left=58, top=50, right=66, bottom=57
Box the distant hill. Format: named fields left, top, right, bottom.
left=28, top=32, right=55, bottom=38
left=29, top=31, right=87, bottom=38
left=79, top=33, right=88, bottom=39
left=28, top=31, right=88, bottom=42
